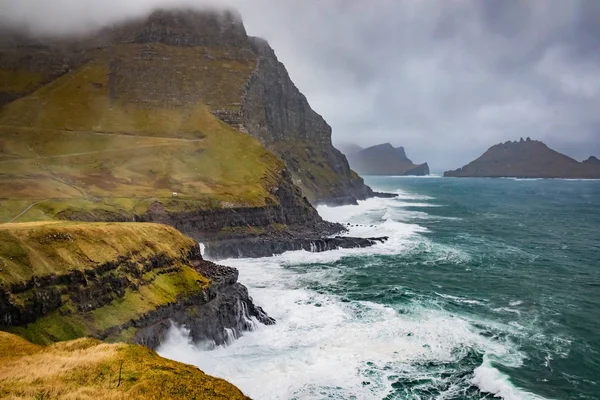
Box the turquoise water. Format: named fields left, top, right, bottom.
left=159, top=177, right=600, bottom=400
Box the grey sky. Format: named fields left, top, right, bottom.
left=1, top=0, right=599, bottom=172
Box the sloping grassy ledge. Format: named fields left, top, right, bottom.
left=0, top=331, right=250, bottom=399
left=0, top=222, right=210, bottom=345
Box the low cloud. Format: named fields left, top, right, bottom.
left=1, top=0, right=598, bottom=171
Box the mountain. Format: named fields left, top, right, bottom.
left=0, top=9, right=382, bottom=257
left=583, top=156, right=600, bottom=166
left=444, top=138, right=600, bottom=178
left=345, top=143, right=430, bottom=176
left=336, top=143, right=364, bottom=156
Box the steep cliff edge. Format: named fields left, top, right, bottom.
left=0, top=331, right=250, bottom=399
left=444, top=138, right=600, bottom=178
left=0, top=9, right=386, bottom=257
left=0, top=222, right=273, bottom=347
left=345, top=143, right=430, bottom=176
left=240, top=37, right=373, bottom=205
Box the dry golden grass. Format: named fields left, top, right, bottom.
left=0, top=222, right=196, bottom=284
left=0, top=332, right=250, bottom=399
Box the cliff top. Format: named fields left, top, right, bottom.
left=0, top=331, right=249, bottom=399
left=0, top=222, right=197, bottom=284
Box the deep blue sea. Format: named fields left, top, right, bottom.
left=159, top=177, right=600, bottom=400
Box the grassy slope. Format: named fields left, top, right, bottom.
left=0, top=332, right=249, bottom=399
left=0, top=43, right=284, bottom=222
left=0, top=222, right=210, bottom=345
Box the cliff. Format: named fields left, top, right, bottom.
left=0, top=9, right=372, bottom=207
left=0, top=8, right=385, bottom=256
left=444, top=138, right=600, bottom=178
left=0, top=331, right=250, bottom=399
left=345, top=143, right=430, bottom=176
left=240, top=37, right=373, bottom=205
left=0, top=222, right=273, bottom=347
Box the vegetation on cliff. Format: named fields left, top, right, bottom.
left=0, top=331, right=249, bottom=399
left=0, top=222, right=210, bottom=345
left=0, top=49, right=287, bottom=223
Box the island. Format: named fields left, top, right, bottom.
left=444, top=138, right=600, bottom=179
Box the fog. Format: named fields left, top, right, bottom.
left=1, top=0, right=599, bottom=171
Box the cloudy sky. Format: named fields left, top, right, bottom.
left=1, top=0, right=599, bottom=171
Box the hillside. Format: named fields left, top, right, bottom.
left=345, top=143, right=430, bottom=176
left=0, top=222, right=273, bottom=347
left=444, top=138, right=600, bottom=178
left=0, top=9, right=370, bottom=257
left=0, top=331, right=249, bottom=399
left=0, top=9, right=372, bottom=208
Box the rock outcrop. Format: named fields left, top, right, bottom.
left=240, top=37, right=373, bottom=205
left=344, top=143, right=430, bottom=176
left=0, top=222, right=273, bottom=347
left=444, top=138, right=600, bottom=178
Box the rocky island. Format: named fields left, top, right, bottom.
left=0, top=7, right=393, bottom=398
left=342, top=143, right=430, bottom=176
left=444, top=138, right=600, bottom=179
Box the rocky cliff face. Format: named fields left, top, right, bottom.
left=0, top=8, right=383, bottom=256
left=0, top=223, right=273, bottom=347
left=346, top=143, right=430, bottom=176
left=240, top=37, right=373, bottom=205
left=444, top=138, right=600, bottom=178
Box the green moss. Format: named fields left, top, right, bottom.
left=9, top=311, right=88, bottom=345
left=91, top=266, right=207, bottom=333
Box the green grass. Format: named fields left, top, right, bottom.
left=1, top=222, right=210, bottom=345
left=0, top=45, right=285, bottom=222
left=0, top=222, right=196, bottom=284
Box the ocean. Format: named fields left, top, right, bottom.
left=158, top=176, right=600, bottom=400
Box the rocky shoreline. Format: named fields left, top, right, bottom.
left=127, top=251, right=276, bottom=349
left=0, top=225, right=276, bottom=349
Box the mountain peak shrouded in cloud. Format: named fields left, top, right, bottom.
left=1, top=0, right=599, bottom=171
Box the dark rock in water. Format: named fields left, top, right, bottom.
left=373, top=191, right=398, bottom=198
left=205, top=235, right=388, bottom=260
left=444, top=139, right=600, bottom=178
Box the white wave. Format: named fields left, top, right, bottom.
left=509, top=300, right=524, bottom=307
left=472, top=357, right=548, bottom=400
left=493, top=307, right=522, bottom=315
left=435, top=292, right=488, bottom=306
left=158, top=182, right=547, bottom=400
left=158, top=270, right=525, bottom=400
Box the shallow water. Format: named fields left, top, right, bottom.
left=159, top=177, right=600, bottom=400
